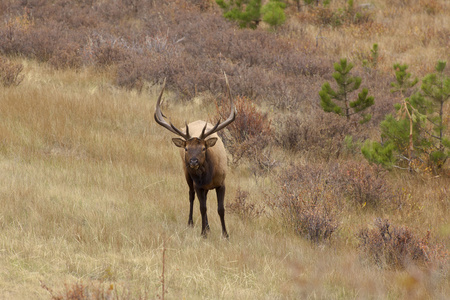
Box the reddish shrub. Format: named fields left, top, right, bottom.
left=0, top=13, right=33, bottom=56
left=115, top=54, right=148, bottom=92
left=226, top=188, right=265, bottom=221
left=269, top=164, right=340, bottom=242
left=274, top=109, right=355, bottom=160
left=0, top=56, right=24, bottom=87
left=270, top=161, right=401, bottom=216
left=0, top=0, right=339, bottom=106
left=337, top=161, right=395, bottom=208
left=82, top=32, right=129, bottom=67
left=49, top=41, right=84, bottom=69
left=214, top=95, right=272, bottom=166
left=272, top=183, right=338, bottom=243
left=358, top=218, right=448, bottom=269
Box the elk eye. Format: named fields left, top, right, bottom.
left=184, top=148, right=188, bottom=152
left=202, top=147, right=206, bottom=151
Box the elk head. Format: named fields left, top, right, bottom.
left=154, top=74, right=236, bottom=170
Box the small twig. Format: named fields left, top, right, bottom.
left=161, top=240, right=166, bottom=300
left=315, top=26, right=325, bottom=47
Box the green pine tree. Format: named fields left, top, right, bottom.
left=363, top=43, right=379, bottom=69
left=390, top=63, right=419, bottom=97
left=361, top=99, right=430, bottom=170
left=216, top=0, right=262, bottom=29
left=420, top=60, right=450, bottom=166
left=261, top=0, right=286, bottom=27
left=319, top=58, right=374, bottom=123
left=216, top=0, right=286, bottom=29
left=362, top=62, right=449, bottom=171
left=363, top=63, right=421, bottom=170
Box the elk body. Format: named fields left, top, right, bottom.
left=154, top=76, right=236, bottom=238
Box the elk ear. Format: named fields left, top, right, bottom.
left=172, top=138, right=186, bottom=148
left=205, top=137, right=218, bottom=148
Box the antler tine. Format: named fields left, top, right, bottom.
left=200, top=72, right=236, bottom=139
left=154, top=78, right=190, bottom=140
left=185, top=122, right=190, bottom=138
left=200, top=119, right=221, bottom=139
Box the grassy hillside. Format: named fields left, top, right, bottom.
left=0, top=1, right=449, bottom=299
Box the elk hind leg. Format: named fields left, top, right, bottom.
left=216, top=185, right=229, bottom=238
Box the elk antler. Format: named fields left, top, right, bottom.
left=154, top=78, right=191, bottom=140
left=200, top=72, right=236, bottom=139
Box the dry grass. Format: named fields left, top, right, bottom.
left=0, top=0, right=449, bottom=299
left=297, top=0, right=450, bottom=75
left=1, top=58, right=448, bottom=299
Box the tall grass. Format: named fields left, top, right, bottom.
left=0, top=0, right=449, bottom=298
left=1, top=58, right=448, bottom=299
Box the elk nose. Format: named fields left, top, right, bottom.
left=189, top=158, right=199, bottom=168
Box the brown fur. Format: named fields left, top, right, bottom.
left=179, top=120, right=227, bottom=190
left=154, top=75, right=235, bottom=238
left=172, top=120, right=230, bottom=238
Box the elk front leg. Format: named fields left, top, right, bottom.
left=196, top=188, right=209, bottom=237
left=187, top=175, right=195, bottom=227
left=204, top=190, right=210, bottom=231
left=216, top=185, right=229, bottom=238
left=188, top=189, right=195, bottom=227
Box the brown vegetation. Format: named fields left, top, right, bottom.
left=0, top=0, right=449, bottom=299
left=358, top=218, right=448, bottom=269
left=0, top=55, right=24, bottom=87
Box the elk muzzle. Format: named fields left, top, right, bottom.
left=189, top=158, right=200, bottom=169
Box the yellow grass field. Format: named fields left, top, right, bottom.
left=0, top=59, right=448, bottom=299
left=1, top=1, right=450, bottom=299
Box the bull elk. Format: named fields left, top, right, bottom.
left=154, top=75, right=236, bottom=238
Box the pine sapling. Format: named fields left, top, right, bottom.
left=363, top=43, right=379, bottom=69
left=420, top=60, right=450, bottom=166
left=362, top=62, right=449, bottom=172
left=319, top=58, right=374, bottom=124
left=216, top=0, right=286, bottom=29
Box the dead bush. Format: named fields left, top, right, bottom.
left=41, top=280, right=147, bottom=300
left=269, top=164, right=339, bottom=243
left=0, top=13, right=34, bottom=57
left=0, top=56, right=24, bottom=87
left=274, top=109, right=356, bottom=160
left=0, top=0, right=335, bottom=103
left=10, top=20, right=67, bottom=63
left=115, top=53, right=149, bottom=91
left=114, top=31, right=188, bottom=92
left=274, top=113, right=305, bottom=152
left=82, top=32, right=129, bottom=67
left=311, top=3, right=374, bottom=27
left=337, top=161, right=395, bottom=209
left=272, top=182, right=338, bottom=243
left=226, top=188, right=265, bottom=221
left=49, top=41, right=84, bottom=69
left=270, top=161, right=400, bottom=216
left=358, top=218, right=448, bottom=269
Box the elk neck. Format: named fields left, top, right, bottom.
left=186, top=150, right=214, bottom=188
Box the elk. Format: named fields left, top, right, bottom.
left=154, top=75, right=236, bottom=238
